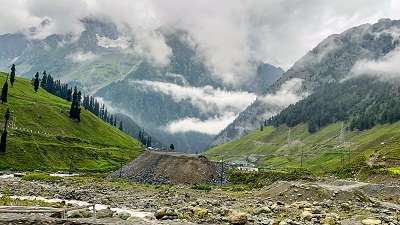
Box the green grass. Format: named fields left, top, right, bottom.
left=22, top=172, right=62, bottom=182
left=0, top=196, right=64, bottom=208
left=0, top=72, right=143, bottom=171
left=207, top=122, right=400, bottom=175
left=191, top=184, right=212, bottom=191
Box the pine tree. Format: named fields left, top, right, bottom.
left=138, top=130, right=142, bottom=140
left=9, top=64, right=16, bottom=87
left=1, top=79, right=8, bottom=104
left=146, top=136, right=152, bottom=148
left=69, top=87, right=81, bottom=122
left=33, top=72, right=40, bottom=92
left=0, top=109, right=10, bottom=153
left=40, top=71, right=47, bottom=88
left=119, top=121, right=123, bottom=131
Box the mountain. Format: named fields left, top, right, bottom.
left=207, top=73, right=400, bottom=174
left=0, top=18, right=134, bottom=93
left=212, top=18, right=400, bottom=146
left=114, top=112, right=164, bottom=149
left=0, top=72, right=143, bottom=171
left=0, top=19, right=283, bottom=152
left=206, top=121, right=400, bottom=175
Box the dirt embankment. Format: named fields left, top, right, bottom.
left=110, top=151, right=227, bottom=184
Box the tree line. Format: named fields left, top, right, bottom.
left=38, top=71, right=122, bottom=128
left=266, top=76, right=400, bottom=133
left=0, top=65, right=155, bottom=153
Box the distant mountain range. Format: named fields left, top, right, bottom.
left=0, top=18, right=283, bottom=152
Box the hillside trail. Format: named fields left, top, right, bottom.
left=315, top=180, right=369, bottom=192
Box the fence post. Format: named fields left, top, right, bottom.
left=92, top=205, right=96, bottom=223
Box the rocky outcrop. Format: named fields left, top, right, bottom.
left=110, top=151, right=228, bottom=184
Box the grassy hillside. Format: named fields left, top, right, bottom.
left=0, top=72, right=143, bottom=171
left=207, top=122, right=400, bottom=175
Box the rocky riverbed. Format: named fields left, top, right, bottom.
left=0, top=175, right=399, bottom=225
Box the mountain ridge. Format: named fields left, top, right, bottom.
left=211, top=18, right=400, bottom=146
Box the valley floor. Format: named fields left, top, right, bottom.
left=0, top=174, right=399, bottom=225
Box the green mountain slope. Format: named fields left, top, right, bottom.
left=0, top=72, right=143, bottom=171
left=207, top=122, right=400, bottom=174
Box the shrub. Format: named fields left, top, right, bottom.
left=22, top=173, right=63, bottom=182
left=228, top=168, right=315, bottom=188
left=191, top=184, right=212, bottom=191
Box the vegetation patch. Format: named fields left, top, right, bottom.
left=0, top=72, right=143, bottom=172
left=0, top=196, right=63, bottom=208
left=22, top=173, right=63, bottom=182
left=191, top=184, right=212, bottom=191
left=228, top=168, right=314, bottom=188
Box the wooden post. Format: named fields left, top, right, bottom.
left=92, top=205, right=96, bottom=223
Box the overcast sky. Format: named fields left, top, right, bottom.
left=1, top=0, right=400, bottom=74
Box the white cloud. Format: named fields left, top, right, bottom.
left=66, top=51, right=98, bottom=63
left=1, top=0, right=400, bottom=82
left=133, top=31, right=172, bottom=67
left=260, top=78, right=306, bottom=107
left=352, top=47, right=400, bottom=78
left=131, top=80, right=256, bottom=115
left=96, top=35, right=130, bottom=49
left=258, top=78, right=307, bottom=119
left=165, top=113, right=237, bottom=135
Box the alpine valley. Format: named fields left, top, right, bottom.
left=0, top=19, right=283, bottom=152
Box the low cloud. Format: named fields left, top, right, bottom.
left=165, top=113, right=237, bottom=135
left=352, top=47, right=400, bottom=78
left=133, top=32, right=172, bottom=67
left=131, top=80, right=257, bottom=115
left=96, top=35, right=130, bottom=49
left=260, top=78, right=306, bottom=107
left=66, top=51, right=98, bottom=63
left=131, top=80, right=256, bottom=135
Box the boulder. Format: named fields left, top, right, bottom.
left=155, top=208, right=167, bottom=219
left=96, top=208, right=114, bottom=218
left=361, top=218, right=382, bottom=225
left=118, top=212, right=131, bottom=220
left=228, top=210, right=248, bottom=225
left=301, top=210, right=313, bottom=221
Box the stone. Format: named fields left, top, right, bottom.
left=66, top=210, right=84, bottom=218
left=155, top=207, right=167, bottom=219
left=155, top=207, right=177, bottom=220
left=361, top=218, right=382, bottom=225
left=255, top=206, right=271, bottom=215
left=118, top=212, right=131, bottom=220
left=322, top=216, right=337, bottom=225
left=96, top=208, right=114, bottom=218
left=228, top=210, right=248, bottom=225
left=301, top=210, right=313, bottom=220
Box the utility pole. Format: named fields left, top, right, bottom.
left=119, top=162, right=123, bottom=178
left=339, top=122, right=346, bottom=167
left=300, top=148, right=304, bottom=168
left=69, top=156, right=73, bottom=174
left=220, top=155, right=224, bottom=185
